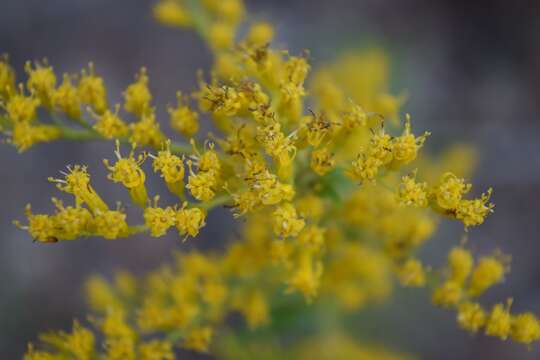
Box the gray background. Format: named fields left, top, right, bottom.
left=1, top=0, right=540, bottom=358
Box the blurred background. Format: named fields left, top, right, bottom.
left=1, top=0, right=540, bottom=358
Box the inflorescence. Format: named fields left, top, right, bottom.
left=1, top=0, right=537, bottom=359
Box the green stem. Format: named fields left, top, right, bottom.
left=169, top=141, right=192, bottom=154
left=59, top=126, right=103, bottom=141
left=184, top=0, right=210, bottom=38
left=199, top=194, right=231, bottom=211
left=128, top=224, right=148, bottom=236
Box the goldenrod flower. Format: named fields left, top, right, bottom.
left=245, top=22, right=274, bottom=46
left=153, top=0, right=192, bottom=27
left=184, top=326, right=213, bottom=352
left=448, top=246, right=473, bottom=285
left=78, top=63, right=108, bottom=114
left=4, top=85, right=40, bottom=123
left=11, top=121, right=61, bottom=152
left=25, top=60, right=56, bottom=107
left=39, top=320, right=95, bottom=360
left=432, top=172, right=471, bottom=210
left=103, top=141, right=148, bottom=208
left=176, top=202, right=206, bottom=239
left=129, top=110, right=165, bottom=147
left=485, top=301, right=513, bottom=340
left=432, top=280, right=462, bottom=308
left=10, top=0, right=540, bottom=356
left=169, top=91, right=199, bottom=137
left=0, top=55, right=15, bottom=99
left=150, top=140, right=185, bottom=196
left=91, top=104, right=129, bottom=139
left=468, top=255, right=507, bottom=297
left=53, top=74, right=81, bottom=119
left=138, top=340, right=174, bottom=360
left=397, top=258, right=426, bottom=287
left=48, top=165, right=108, bottom=212
left=272, top=202, right=305, bottom=238
left=92, top=208, right=129, bottom=240
left=124, top=67, right=152, bottom=116
left=143, top=196, right=176, bottom=237
left=511, top=313, right=540, bottom=345
left=457, top=302, right=486, bottom=333
left=396, top=171, right=428, bottom=207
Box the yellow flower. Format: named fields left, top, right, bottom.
left=432, top=280, right=462, bottom=308
left=198, top=81, right=242, bottom=116
left=138, top=340, right=174, bottom=360
left=456, top=188, right=494, bottom=228
left=144, top=196, right=176, bottom=237
left=129, top=110, right=165, bottom=147
left=298, top=226, right=326, bottom=254
left=347, top=154, right=382, bottom=183
left=85, top=275, right=121, bottom=312
left=342, top=101, right=368, bottom=130
left=153, top=0, right=192, bottom=27
left=52, top=74, right=81, bottom=119
left=448, top=246, right=473, bottom=285
left=390, top=114, right=430, bottom=166
left=396, top=171, right=428, bottom=207
left=468, top=255, right=507, bottom=297
left=169, top=91, right=199, bottom=137
left=4, top=85, right=40, bottom=123
left=124, top=67, right=152, bottom=116
left=0, top=55, right=15, bottom=99
left=208, top=22, right=235, bottom=50
left=184, top=326, right=213, bottom=352
left=245, top=22, right=274, bottom=46
left=256, top=121, right=296, bottom=173
left=287, top=252, right=323, bottom=302
left=485, top=301, right=512, bottom=340
left=311, top=147, right=335, bottom=176
left=186, top=166, right=216, bottom=203
left=91, top=209, right=129, bottom=240
left=14, top=205, right=57, bottom=243
left=150, top=140, right=185, bottom=196
left=24, top=344, right=62, bottom=360
left=397, top=258, right=426, bottom=287
left=48, top=165, right=108, bottom=212
left=103, top=141, right=148, bottom=208
left=50, top=198, right=92, bottom=240
left=91, top=104, right=129, bottom=139
left=272, top=202, right=305, bottom=238
left=78, top=63, right=108, bottom=114
left=432, top=172, right=471, bottom=210
left=39, top=320, right=95, bottom=360
left=306, top=111, right=335, bottom=147
left=457, top=302, right=486, bottom=333
left=25, top=60, right=56, bottom=107
left=511, top=313, right=540, bottom=345
left=11, top=121, right=61, bottom=152
left=239, top=290, right=269, bottom=329
left=176, top=202, right=206, bottom=239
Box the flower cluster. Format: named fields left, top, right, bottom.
left=2, top=0, right=537, bottom=359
